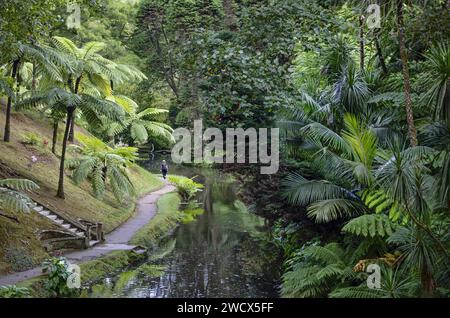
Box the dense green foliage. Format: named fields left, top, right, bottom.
left=42, top=257, right=79, bottom=297
left=168, top=175, right=204, bottom=202
left=67, top=134, right=138, bottom=202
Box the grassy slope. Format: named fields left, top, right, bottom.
left=0, top=108, right=163, bottom=274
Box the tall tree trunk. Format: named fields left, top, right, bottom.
left=31, top=62, right=37, bottom=93
left=374, top=30, right=388, bottom=76
left=421, top=266, right=435, bottom=298
left=443, top=78, right=450, bottom=126
left=57, top=108, right=74, bottom=199
left=57, top=75, right=82, bottom=198
left=68, top=116, right=75, bottom=143
left=397, top=0, right=418, bottom=146
left=3, top=59, right=20, bottom=142
left=359, top=15, right=365, bottom=72
left=68, top=76, right=82, bottom=143
left=52, top=121, right=58, bottom=155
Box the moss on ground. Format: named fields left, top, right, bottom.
left=0, top=110, right=163, bottom=274
left=79, top=250, right=146, bottom=284
left=15, top=249, right=147, bottom=297
left=130, top=192, right=182, bottom=247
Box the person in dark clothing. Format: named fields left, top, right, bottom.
left=161, top=160, right=169, bottom=179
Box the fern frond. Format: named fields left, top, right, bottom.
left=342, top=214, right=397, bottom=238
left=330, top=286, right=385, bottom=298
left=0, top=179, right=39, bottom=191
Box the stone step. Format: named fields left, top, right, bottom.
left=68, top=228, right=77, bottom=233
left=89, top=240, right=100, bottom=247
left=39, top=210, right=50, bottom=216
left=33, top=206, right=44, bottom=212
left=62, top=224, right=71, bottom=229
left=47, top=215, right=57, bottom=220
left=54, top=219, right=64, bottom=225
left=75, top=231, right=84, bottom=237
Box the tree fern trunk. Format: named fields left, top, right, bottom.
left=374, top=30, right=388, bottom=76
left=3, top=59, right=20, bottom=142
left=52, top=121, right=58, bottom=155
left=68, top=117, right=75, bottom=143
left=57, top=108, right=74, bottom=199
left=421, top=266, right=435, bottom=297
left=68, top=76, right=82, bottom=143
left=397, top=0, right=418, bottom=146
left=31, top=62, right=37, bottom=93
left=359, top=15, right=365, bottom=72
left=443, top=77, right=450, bottom=126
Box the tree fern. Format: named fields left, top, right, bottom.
left=330, top=286, right=385, bottom=298
left=67, top=134, right=138, bottom=202
left=0, top=178, right=39, bottom=215
left=342, top=214, right=397, bottom=238
left=0, top=77, right=15, bottom=99
left=282, top=243, right=359, bottom=298
left=101, top=94, right=173, bottom=145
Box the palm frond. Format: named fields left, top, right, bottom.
left=282, top=172, right=351, bottom=206
left=307, top=198, right=363, bottom=223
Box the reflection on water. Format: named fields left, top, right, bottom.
left=88, top=157, right=281, bottom=298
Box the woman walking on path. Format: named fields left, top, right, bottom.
left=161, top=160, right=169, bottom=179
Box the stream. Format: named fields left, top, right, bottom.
left=87, top=156, right=282, bottom=298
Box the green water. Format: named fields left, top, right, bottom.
left=88, top=158, right=282, bottom=298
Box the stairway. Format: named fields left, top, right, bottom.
left=32, top=205, right=85, bottom=237
left=29, top=202, right=103, bottom=249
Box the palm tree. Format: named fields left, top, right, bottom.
left=1, top=42, right=65, bottom=142
left=396, top=0, right=418, bottom=146
left=374, top=139, right=450, bottom=263
left=50, top=37, right=146, bottom=143
left=45, top=37, right=148, bottom=199
left=422, top=42, right=450, bottom=126
left=0, top=178, right=39, bottom=222
left=102, top=95, right=174, bottom=145
left=282, top=113, right=376, bottom=223
left=330, top=265, right=417, bottom=298
left=66, top=134, right=137, bottom=203
left=421, top=121, right=450, bottom=213
left=16, top=88, right=124, bottom=199
left=387, top=223, right=443, bottom=297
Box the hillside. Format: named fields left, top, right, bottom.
left=0, top=105, right=163, bottom=274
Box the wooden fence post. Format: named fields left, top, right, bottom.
left=96, top=222, right=104, bottom=242
left=84, top=224, right=91, bottom=249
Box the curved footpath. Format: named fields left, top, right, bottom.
left=0, top=182, right=175, bottom=287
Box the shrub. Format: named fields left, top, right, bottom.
left=167, top=175, right=203, bottom=201
left=0, top=285, right=30, bottom=298
left=4, top=247, right=36, bottom=272
left=21, top=132, right=41, bottom=145
left=42, top=257, right=79, bottom=297
left=181, top=208, right=204, bottom=224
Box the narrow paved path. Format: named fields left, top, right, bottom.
left=0, top=182, right=175, bottom=287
